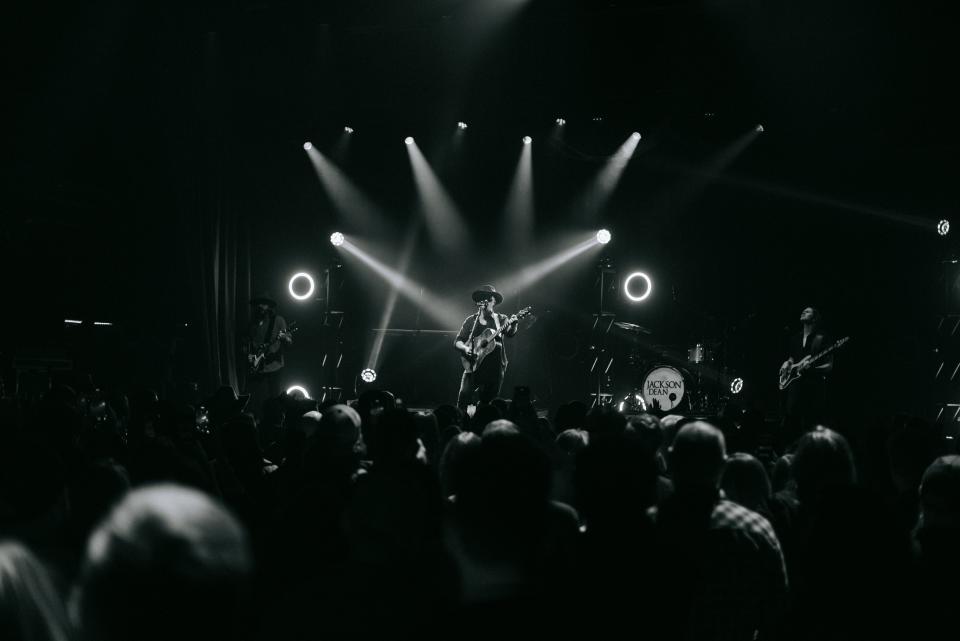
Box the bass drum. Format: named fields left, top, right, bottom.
left=641, top=365, right=686, bottom=412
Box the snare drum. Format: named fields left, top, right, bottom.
left=641, top=365, right=686, bottom=412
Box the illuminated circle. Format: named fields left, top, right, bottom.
left=288, top=272, right=315, bottom=301
left=286, top=385, right=311, bottom=399
left=631, top=131, right=641, bottom=140
left=303, top=142, right=312, bottom=150
left=596, top=229, right=612, bottom=245
left=938, top=219, right=950, bottom=236
left=404, top=136, right=414, bottom=145
left=730, top=378, right=744, bottom=394
left=624, top=272, right=652, bottom=302
left=330, top=232, right=345, bottom=247
left=522, top=136, right=532, bottom=145
left=360, top=368, right=377, bottom=383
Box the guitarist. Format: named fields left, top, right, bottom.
left=244, top=293, right=294, bottom=418
left=454, top=285, right=520, bottom=410
left=780, top=306, right=833, bottom=443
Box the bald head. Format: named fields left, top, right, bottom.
left=669, top=421, right=727, bottom=489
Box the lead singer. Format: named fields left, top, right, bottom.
left=454, top=285, right=520, bottom=409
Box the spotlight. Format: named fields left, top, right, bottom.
left=330, top=232, right=345, bottom=247
left=286, top=385, right=311, bottom=399
left=288, top=272, right=315, bottom=301
left=631, top=131, right=641, bottom=140
left=623, top=271, right=652, bottom=302
left=596, top=229, right=612, bottom=245
left=522, top=136, right=532, bottom=145
left=303, top=142, right=313, bottom=150
left=457, top=121, right=468, bottom=130
left=730, top=378, right=744, bottom=394
left=756, top=124, right=764, bottom=133
left=360, top=368, right=377, bottom=383
left=938, top=219, right=950, bottom=236
left=404, top=136, right=414, bottom=145
left=344, top=126, right=354, bottom=134
left=592, top=116, right=603, bottom=122
left=556, top=117, right=566, bottom=125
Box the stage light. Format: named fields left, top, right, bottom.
left=624, top=271, right=652, bottom=302
left=405, top=136, right=414, bottom=145
left=522, top=136, right=532, bottom=145
left=938, top=219, right=950, bottom=236
left=286, top=385, right=311, bottom=399
left=344, top=126, right=354, bottom=134
left=288, top=272, right=315, bottom=301
left=360, top=368, right=377, bottom=383
left=457, top=121, right=468, bottom=130
left=93, top=321, right=113, bottom=327
left=596, top=229, right=611, bottom=244
left=330, top=232, right=345, bottom=247
left=730, top=377, right=744, bottom=394
left=631, top=132, right=641, bottom=140
left=592, top=116, right=603, bottom=122
left=303, top=142, right=312, bottom=150
left=556, top=117, right=566, bottom=125
left=756, top=124, right=764, bottom=133
left=64, top=319, right=83, bottom=325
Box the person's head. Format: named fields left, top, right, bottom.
left=668, top=421, right=727, bottom=491
left=792, top=426, right=857, bottom=506
left=556, top=429, right=590, bottom=457
left=438, top=431, right=482, bottom=499
left=721, top=453, right=772, bottom=512
left=471, top=285, right=502, bottom=314
left=366, top=406, right=421, bottom=464
left=800, top=306, right=820, bottom=327
left=0, top=541, right=72, bottom=641
left=72, top=484, right=252, bottom=641
left=470, top=403, right=502, bottom=435
left=918, top=455, right=960, bottom=531
left=585, top=404, right=627, bottom=436
left=482, top=419, right=520, bottom=438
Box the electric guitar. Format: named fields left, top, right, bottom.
left=461, top=307, right=532, bottom=374
left=248, top=322, right=298, bottom=374
left=778, top=336, right=849, bottom=390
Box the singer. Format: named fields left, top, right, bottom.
left=454, top=285, right=521, bottom=409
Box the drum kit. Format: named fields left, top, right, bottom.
left=611, top=321, right=729, bottom=416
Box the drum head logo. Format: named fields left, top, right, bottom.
left=642, top=366, right=685, bottom=411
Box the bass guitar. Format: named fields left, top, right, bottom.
left=249, top=322, right=298, bottom=374
left=778, top=335, right=849, bottom=390
left=461, top=307, right=532, bottom=374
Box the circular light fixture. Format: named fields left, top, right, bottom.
left=730, top=378, right=744, bottom=394
left=286, top=385, right=310, bottom=399
left=938, top=219, right=950, bottom=236
left=522, top=136, right=532, bottom=145
left=457, top=121, right=468, bottom=130
left=303, top=142, right=312, bottom=150
left=631, top=131, right=641, bottom=140
left=556, top=117, right=566, bottom=125
left=344, top=126, right=354, bottom=134
left=756, top=124, right=765, bottom=133
left=596, top=229, right=612, bottom=245
left=404, top=136, right=414, bottom=145
left=360, top=368, right=377, bottom=383
left=330, top=232, right=345, bottom=247
left=623, top=271, right=652, bottom=302
left=288, top=272, right=315, bottom=301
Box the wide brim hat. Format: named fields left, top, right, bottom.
left=250, top=292, right=277, bottom=308
left=471, top=285, right=503, bottom=305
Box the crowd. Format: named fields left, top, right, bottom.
left=1, top=376, right=957, bottom=640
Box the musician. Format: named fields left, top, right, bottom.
left=454, top=285, right=520, bottom=410
left=244, top=293, right=294, bottom=417
left=780, top=306, right=833, bottom=442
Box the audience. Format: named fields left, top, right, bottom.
left=0, top=372, right=952, bottom=641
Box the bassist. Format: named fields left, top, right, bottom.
left=243, top=293, right=294, bottom=418
left=780, top=306, right=833, bottom=443
left=454, top=285, right=520, bottom=410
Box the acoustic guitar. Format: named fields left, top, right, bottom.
left=249, top=322, right=298, bottom=374
left=460, top=307, right=532, bottom=373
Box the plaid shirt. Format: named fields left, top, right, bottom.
left=711, top=498, right=788, bottom=589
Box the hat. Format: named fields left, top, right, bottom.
left=205, top=385, right=250, bottom=419
left=471, top=285, right=503, bottom=305
left=920, top=455, right=960, bottom=528
left=250, top=292, right=277, bottom=308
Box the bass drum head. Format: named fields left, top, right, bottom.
left=642, top=365, right=686, bottom=412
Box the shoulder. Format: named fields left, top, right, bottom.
left=712, top=499, right=780, bottom=546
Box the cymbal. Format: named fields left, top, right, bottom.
left=613, top=321, right=652, bottom=335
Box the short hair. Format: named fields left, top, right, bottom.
left=73, top=484, right=252, bottom=641
left=721, top=453, right=772, bottom=512
left=669, top=421, right=727, bottom=489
